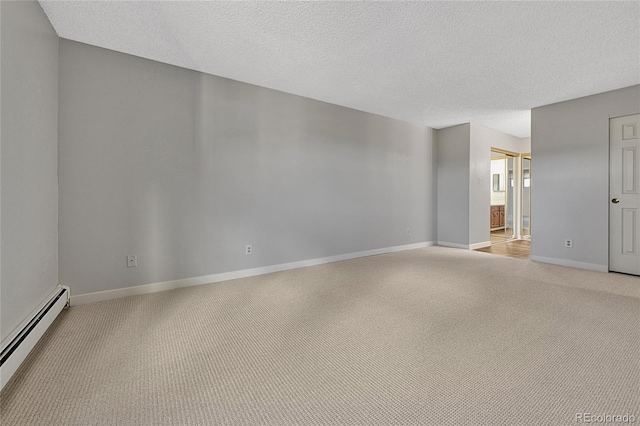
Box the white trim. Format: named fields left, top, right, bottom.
left=1, top=285, right=70, bottom=391
left=437, top=241, right=493, bottom=250
left=530, top=255, right=608, bottom=273
left=1, top=286, right=69, bottom=351
left=71, top=242, right=435, bottom=305
left=469, top=241, right=491, bottom=250
left=437, top=241, right=469, bottom=249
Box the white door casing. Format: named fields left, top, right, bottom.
left=610, top=114, right=640, bottom=275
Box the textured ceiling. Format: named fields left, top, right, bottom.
left=40, top=1, right=640, bottom=138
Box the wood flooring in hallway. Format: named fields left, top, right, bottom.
left=475, top=239, right=531, bottom=259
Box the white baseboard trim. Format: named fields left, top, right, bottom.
left=437, top=241, right=491, bottom=250
left=530, top=255, right=608, bottom=273
left=71, top=241, right=435, bottom=305
left=1, top=285, right=70, bottom=391
left=437, top=241, right=469, bottom=250
left=469, top=241, right=491, bottom=250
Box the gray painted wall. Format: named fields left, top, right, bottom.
left=469, top=123, right=529, bottom=246
left=1, top=1, right=59, bottom=342
left=0, top=0, right=3, bottom=341
left=436, top=124, right=470, bottom=246
left=0, top=0, right=3, bottom=344
left=436, top=123, right=529, bottom=248
left=531, top=85, right=640, bottom=269
left=428, top=128, right=438, bottom=241
left=58, top=40, right=436, bottom=296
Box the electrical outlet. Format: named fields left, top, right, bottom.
left=564, top=239, right=573, bottom=248
left=127, top=255, right=137, bottom=267
left=245, top=244, right=253, bottom=255
left=406, top=228, right=411, bottom=235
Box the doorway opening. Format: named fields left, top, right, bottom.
left=490, top=149, right=517, bottom=244
left=477, top=148, right=532, bottom=260
left=522, top=153, right=532, bottom=240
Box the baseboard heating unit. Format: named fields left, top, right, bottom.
left=0, top=285, right=70, bottom=391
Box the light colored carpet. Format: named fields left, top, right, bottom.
left=1, top=246, right=639, bottom=425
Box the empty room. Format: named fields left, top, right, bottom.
left=1, top=1, right=639, bottom=425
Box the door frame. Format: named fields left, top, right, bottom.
left=521, top=153, right=532, bottom=240
left=490, top=148, right=520, bottom=243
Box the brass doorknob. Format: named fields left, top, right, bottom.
left=612, top=198, right=620, bottom=204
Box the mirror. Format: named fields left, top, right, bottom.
left=493, top=174, right=500, bottom=192
left=491, top=159, right=506, bottom=192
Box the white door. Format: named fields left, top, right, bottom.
left=610, top=114, right=640, bottom=275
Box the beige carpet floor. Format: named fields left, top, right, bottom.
left=1, top=246, right=639, bottom=425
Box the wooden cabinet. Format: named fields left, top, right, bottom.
left=491, top=206, right=500, bottom=228
left=491, top=205, right=505, bottom=229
